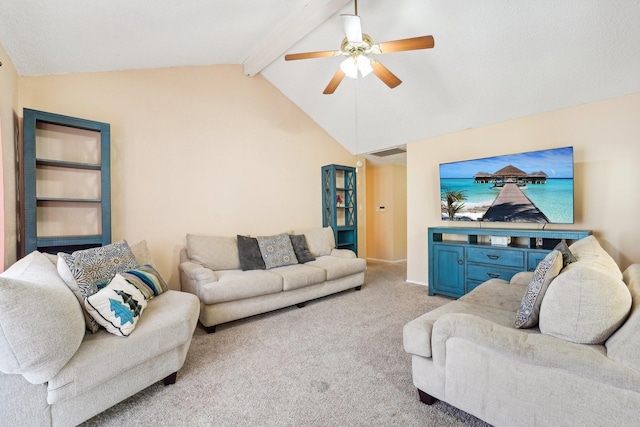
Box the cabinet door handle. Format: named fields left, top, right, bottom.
left=487, top=272, right=500, bottom=278
left=458, top=259, right=464, bottom=265
left=486, top=254, right=500, bottom=260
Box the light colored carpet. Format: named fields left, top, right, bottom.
left=81, top=260, right=489, bottom=426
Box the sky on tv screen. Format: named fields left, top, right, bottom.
left=439, top=146, right=573, bottom=179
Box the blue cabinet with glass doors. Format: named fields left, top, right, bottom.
left=322, top=164, right=358, bottom=254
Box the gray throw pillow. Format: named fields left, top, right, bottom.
left=553, top=239, right=577, bottom=267
left=515, top=250, right=563, bottom=329
left=256, top=233, right=299, bottom=269
left=290, top=234, right=316, bottom=264
left=237, top=235, right=266, bottom=271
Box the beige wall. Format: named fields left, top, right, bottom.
left=0, top=43, right=20, bottom=270
left=407, top=93, right=640, bottom=285
left=366, top=164, right=407, bottom=262
left=356, top=159, right=367, bottom=259
left=5, top=64, right=357, bottom=287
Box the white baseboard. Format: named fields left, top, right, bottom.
left=366, top=257, right=408, bottom=263
left=406, top=279, right=428, bottom=287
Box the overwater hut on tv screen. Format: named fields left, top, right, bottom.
left=439, top=146, right=574, bottom=224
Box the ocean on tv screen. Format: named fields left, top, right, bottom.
left=439, top=177, right=574, bottom=223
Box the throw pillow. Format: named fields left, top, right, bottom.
left=119, top=265, right=169, bottom=299
left=553, top=239, right=577, bottom=267
left=186, top=234, right=241, bottom=271
left=515, top=250, right=563, bottom=328
left=85, top=274, right=148, bottom=337
left=0, top=251, right=85, bottom=384
left=293, top=227, right=336, bottom=257
left=290, top=234, right=316, bottom=263
left=539, top=263, right=632, bottom=344
left=58, top=240, right=140, bottom=333
left=237, top=235, right=266, bottom=271
left=567, top=235, right=622, bottom=278
left=256, top=233, right=299, bottom=269
left=130, top=240, right=156, bottom=267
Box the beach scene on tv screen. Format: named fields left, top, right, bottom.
left=439, top=146, right=574, bottom=223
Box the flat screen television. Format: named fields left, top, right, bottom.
left=439, top=146, right=574, bottom=223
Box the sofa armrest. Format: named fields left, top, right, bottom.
left=179, top=261, right=217, bottom=298
left=510, top=271, right=533, bottom=286
left=329, top=249, right=357, bottom=259
left=430, top=313, right=638, bottom=390
left=180, top=261, right=217, bottom=282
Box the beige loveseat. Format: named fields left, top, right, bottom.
left=180, top=226, right=366, bottom=332
left=404, top=236, right=640, bottom=426
left=0, top=243, right=200, bottom=427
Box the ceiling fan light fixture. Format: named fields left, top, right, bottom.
left=340, top=55, right=373, bottom=80
left=340, top=57, right=359, bottom=79
left=356, top=55, right=373, bottom=77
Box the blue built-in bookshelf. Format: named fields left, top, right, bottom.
left=22, top=108, right=111, bottom=256
left=428, top=227, right=591, bottom=298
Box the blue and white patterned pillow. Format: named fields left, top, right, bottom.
left=85, top=275, right=148, bottom=337
left=256, top=233, right=299, bottom=269
left=515, top=250, right=563, bottom=328
left=58, top=240, right=140, bottom=332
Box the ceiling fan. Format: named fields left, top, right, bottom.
left=284, top=0, right=435, bottom=94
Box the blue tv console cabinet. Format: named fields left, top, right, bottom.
left=428, top=227, right=591, bottom=298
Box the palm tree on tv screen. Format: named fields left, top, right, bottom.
left=442, top=190, right=467, bottom=220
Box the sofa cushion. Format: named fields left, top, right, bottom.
left=270, top=264, right=326, bottom=291
left=305, top=255, right=366, bottom=281
left=187, top=234, right=241, bottom=271
left=290, top=234, right=316, bottom=264
left=539, top=263, right=632, bottom=344
left=58, top=241, right=140, bottom=333
left=119, top=265, right=169, bottom=299
left=46, top=290, right=199, bottom=405
left=606, top=264, right=640, bottom=373
left=404, top=279, right=530, bottom=358
left=85, top=274, right=148, bottom=337
left=515, top=250, right=563, bottom=328
left=566, top=235, right=622, bottom=279
left=237, top=235, right=266, bottom=271
left=198, top=270, right=283, bottom=304
left=256, top=233, right=299, bottom=269
left=294, top=227, right=335, bottom=257
left=0, top=251, right=85, bottom=384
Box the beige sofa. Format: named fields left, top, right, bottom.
left=180, top=226, right=366, bottom=332
left=0, top=244, right=200, bottom=427
left=404, top=236, right=640, bottom=426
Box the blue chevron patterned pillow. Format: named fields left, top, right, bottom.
left=119, top=265, right=169, bottom=300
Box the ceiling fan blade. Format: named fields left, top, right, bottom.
left=376, top=35, right=435, bottom=53
left=284, top=50, right=339, bottom=61
left=370, top=60, right=402, bottom=89
left=323, top=69, right=346, bottom=94
left=341, top=14, right=362, bottom=43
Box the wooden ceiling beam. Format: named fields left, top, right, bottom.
left=242, top=0, right=351, bottom=77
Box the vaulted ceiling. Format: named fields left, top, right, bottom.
left=2, top=1, right=639, bottom=161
